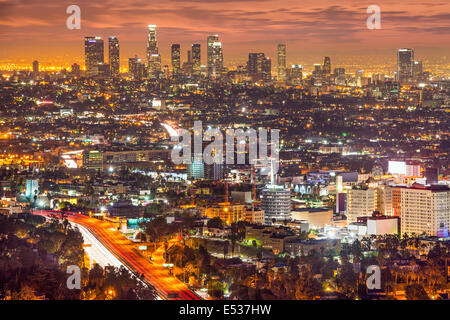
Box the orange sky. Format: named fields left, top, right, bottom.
left=0, top=0, right=449, bottom=71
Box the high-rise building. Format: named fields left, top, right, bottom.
left=108, top=36, right=120, bottom=77
left=355, top=70, right=363, bottom=87
left=400, top=184, right=450, bottom=237
left=289, top=64, right=302, bottom=85
left=413, top=60, right=423, bottom=81
left=171, top=44, right=181, bottom=76
left=128, top=56, right=145, bottom=80
left=277, top=44, right=286, bottom=81
left=207, top=35, right=223, bottom=77
left=146, top=25, right=161, bottom=78
left=248, top=53, right=271, bottom=82
left=187, top=153, right=204, bottom=179
left=261, top=185, right=291, bottom=225
left=192, top=44, right=201, bottom=75
left=397, top=48, right=414, bottom=83
left=347, top=187, right=376, bottom=223
left=322, top=56, right=331, bottom=76
left=32, top=60, right=39, bottom=75
left=84, top=36, right=104, bottom=75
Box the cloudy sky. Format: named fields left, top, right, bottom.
left=0, top=0, right=449, bottom=70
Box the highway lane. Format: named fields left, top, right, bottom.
left=33, top=210, right=200, bottom=300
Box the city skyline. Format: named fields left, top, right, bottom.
left=1, top=0, right=449, bottom=73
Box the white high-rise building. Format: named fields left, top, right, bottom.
left=347, top=187, right=376, bottom=223
left=400, top=184, right=450, bottom=237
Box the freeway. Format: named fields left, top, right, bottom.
left=72, top=221, right=124, bottom=269
left=32, top=210, right=201, bottom=300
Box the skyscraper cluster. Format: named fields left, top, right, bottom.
left=84, top=36, right=119, bottom=77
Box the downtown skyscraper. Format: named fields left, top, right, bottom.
left=248, top=53, right=271, bottom=82
left=171, top=44, right=181, bottom=76
left=207, top=35, right=223, bottom=77
left=108, top=36, right=120, bottom=77
left=397, top=48, right=414, bottom=83
left=322, top=56, right=331, bottom=76
left=84, top=36, right=104, bottom=75
left=147, top=25, right=161, bottom=78
left=277, top=44, right=286, bottom=81
left=192, top=44, right=201, bottom=75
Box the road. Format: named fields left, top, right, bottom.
left=33, top=210, right=201, bottom=300
left=72, top=221, right=125, bottom=269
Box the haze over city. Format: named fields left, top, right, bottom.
left=1, top=0, right=450, bottom=73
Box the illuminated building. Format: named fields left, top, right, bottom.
left=261, top=185, right=291, bottom=225
left=207, top=35, right=223, bottom=77
left=247, top=53, right=271, bottom=82
left=322, top=56, right=331, bottom=76
left=400, top=184, right=450, bottom=237
left=25, top=179, right=39, bottom=201
left=277, top=44, right=286, bottom=81
left=84, top=36, right=104, bottom=75
left=32, top=60, right=39, bottom=76
left=192, top=44, right=201, bottom=75
left=82, top=150, right=103, bottom=171
left=355, top=70, right=363, bottom=87
left=204, top=202, right=245, bottom=225
left=128, top=56, right=145, bottom=80
left=171, top=44, right=181, bottom=76
left=108, top=36, right=120, bottom=77
left=413, top=60, right=423, bottom=81
left=187, top=153, right=204, bottom=179
left=347, top=187, right=376, bottom=223
left=397, top=48, right=414, bottom=83
left=146, top=25, right=161, bottom=78
left=289, top=64, right=302, bottom=85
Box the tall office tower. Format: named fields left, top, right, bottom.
left=248, top=53, right=271, bottom=82
left=400, top=184, right=450, bottom=237
left=261, top=185, right=291, bottom=225
left=108, top=36, right=120, bottom=77
left=207, top=35, right=223, bottom=77
left=171, top=44, right=181, bottom=76
left=84, top=36, right=104, bottom=75
left=146, top=25, right=161, bottom=78
left=290, top=64, right=302, bottom=85
left=413, top=61, right=423, bottom=81
left=397, top=48, right=414, bottom=83
left=192, top=44, right=201, bottom=75
left=355, top=70, right=363, bottom=87
left=312, top=64, right=322, bottom=77
left=262, top=56, right=271, bottom=81
left=32, top=60, right=39, bottom=78
left=128, top=56, right=145, bottom=80
left=347, top=187, right=376, bottom=223
left=322, top=56, right=331, bottom=76
left=277, top=44, right=286, bottom=81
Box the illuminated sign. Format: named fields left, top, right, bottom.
left=388, top=161, right=406, bottom=175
